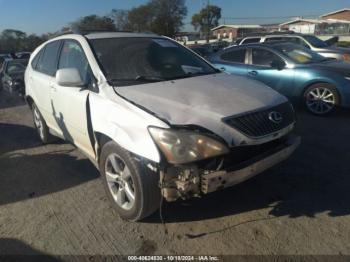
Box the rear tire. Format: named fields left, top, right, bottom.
left=99, top=141, right=160, bottom=221
left=32, top=103, right=53, bottom=144
left=303, top=83, right=340, bottom=116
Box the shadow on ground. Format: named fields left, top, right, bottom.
left=0, top=238, right=60, bottom=261
left=0, top=150, right=99, bottom=206
left=145, top=109, right=350, bottom=223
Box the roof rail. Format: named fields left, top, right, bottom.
left=53, top=28, right=136, bottom=38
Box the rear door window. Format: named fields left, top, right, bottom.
left=36, top=40, right=61, bottom=76
left=220, top=49, right=246, bottom=63
left=252, top=48, right=283, bottom=66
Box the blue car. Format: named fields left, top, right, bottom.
left=208, top=42, right=350, bottom=115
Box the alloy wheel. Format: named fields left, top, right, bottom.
left=306, top=86, right=336, bottom=115
left=105, top=153, right=136, bottom=210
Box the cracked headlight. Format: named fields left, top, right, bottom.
left=149, top=127, right=229, bottom=164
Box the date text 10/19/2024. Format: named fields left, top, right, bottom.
left=128, top=256, right=220, bottom=261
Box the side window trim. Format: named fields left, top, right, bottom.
left=249, top=47, right=286, bottom=68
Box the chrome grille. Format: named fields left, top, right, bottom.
left=223, top=102, right=295, bottom=138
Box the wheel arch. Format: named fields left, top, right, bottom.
left=25, top=95, right=34, bottom=108
left=94, top=132, right=113, bottom=162
left=301, top=81, right=341, bottom=104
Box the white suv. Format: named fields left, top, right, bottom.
left=25, top=32, right=300, bottom=221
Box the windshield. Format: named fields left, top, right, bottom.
left=6, top=60, right=28, bottom=74
left=303, top=35, right=328, bottom=48
left=89, top=37, right=216, bottom=86
left=274, top=43, right=330, bottom=64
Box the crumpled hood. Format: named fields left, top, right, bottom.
left=115, top=73, right=287, bottom=144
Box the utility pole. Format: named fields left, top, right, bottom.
left=206, top=0, right=210, bottom=43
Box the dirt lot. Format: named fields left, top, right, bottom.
left=1, top=90, right=350, bottom=257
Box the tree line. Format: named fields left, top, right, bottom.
left=0, top=0, right=221, bottom=53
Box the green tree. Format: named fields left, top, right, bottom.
left=127, top=4, right=154, bottom=33
left=0, top=29, right=27, bottom=52
left=70, top=15, right=117, bottom=33
left=191, top=5, right=221, bottom=42
left=125, top=0, right=187, bottom=37
left=110, top=9, right=130, bottom=31
left=24, top=34, right=45, bottom=51
left=149, top=0, right=187, bottom=37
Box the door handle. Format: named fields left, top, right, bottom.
left=220, top=67, right=226, bottom=71
left=248, top=70, right=258, bottom=76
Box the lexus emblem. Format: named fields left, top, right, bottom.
left=268, top=111, right=283, bottom=124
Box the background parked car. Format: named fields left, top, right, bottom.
left=15, top=52, right=31, bottom=59
left=0, top=53, right=12, bottom=60
left=0, top=59, right=28, bottom=96
left=188, top=44, right=214, bottom=58
left=235, top=33, right=350, bottom=62
left=188, top=41, right=229, bottom=58
left=209, top=42, right=350, bottom=115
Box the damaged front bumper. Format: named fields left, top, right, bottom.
left=161, top=135, right=300, bottom=201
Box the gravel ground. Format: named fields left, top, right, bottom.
left=1, top=90, right=350, bottom=258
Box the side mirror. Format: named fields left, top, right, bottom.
left=270, top=59, right=286, bottom=70
left=56, top=68, right=84, bottom=87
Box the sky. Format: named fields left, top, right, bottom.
left=0, top=0, right=350, bottom=35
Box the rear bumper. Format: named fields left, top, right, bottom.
left=201, top=135, right=301, bottom=194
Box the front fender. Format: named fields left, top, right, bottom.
left=89, top=91, right=169, bottom=163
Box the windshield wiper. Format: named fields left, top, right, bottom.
left=135, top=75, right=166, bottom=82
left=110, top=75, right=166, bottom=83
left=171, top=71, right=217, bottom=80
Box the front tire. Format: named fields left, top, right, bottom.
left=303, top=83, right=340, bottom=115
left=99, top=141, right=160, bottom=221
left=32, top=103, right=52, bottom=143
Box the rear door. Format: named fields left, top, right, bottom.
left=213, top=48, right=248, bottom=76
left=246, top=47, right=295, bottom=95
left=28, top=40, right=62, bottom=126
left=50, top=39, right=95, bottom=158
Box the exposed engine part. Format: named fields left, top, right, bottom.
left=160, top=166, right=200, bottom=202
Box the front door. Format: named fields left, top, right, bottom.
left=215, top=47, right=248, bottom=76
left=50, top=40, right=95, bottom=158
left=246, top=48, right=295, bottom=97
